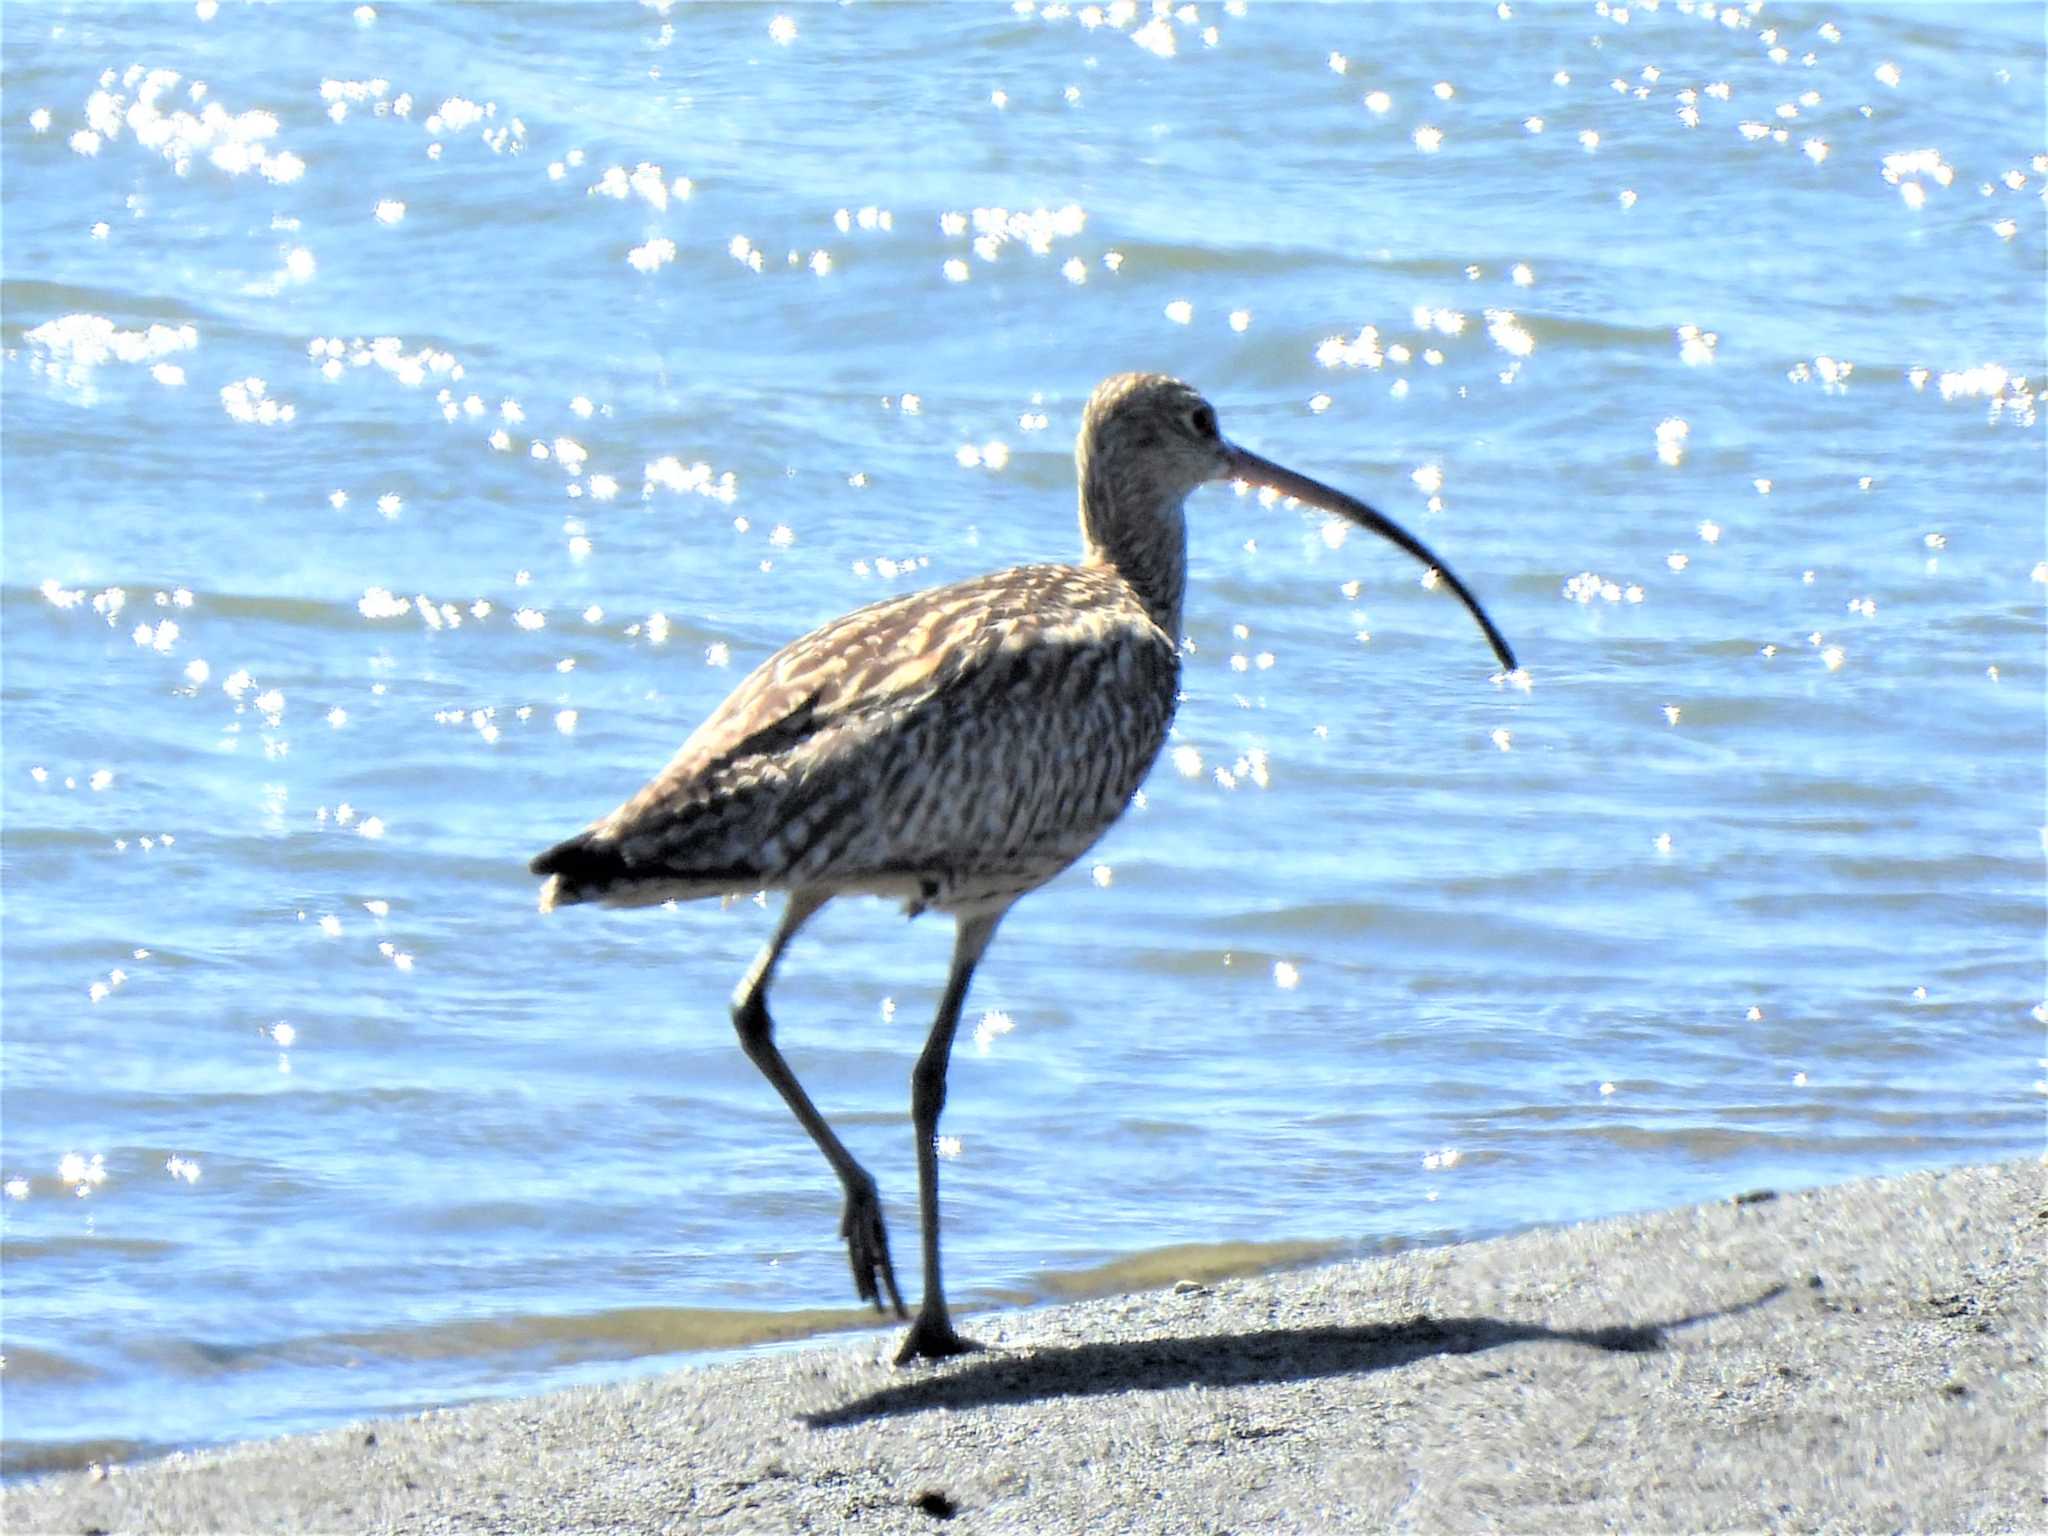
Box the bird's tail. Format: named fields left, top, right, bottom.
left=530, top=827, right=765, bottom=912
left=529, top=830, right=624, bottom=913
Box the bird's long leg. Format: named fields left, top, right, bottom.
left=731, top=888, right=905, bottom=1318
left=894, top=905, right=1008, bottom=1364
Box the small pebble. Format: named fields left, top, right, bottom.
left=913, top=1488, right=958, bottom=1518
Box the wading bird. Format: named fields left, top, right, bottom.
left=531, top=372, right=1517, bottom=1363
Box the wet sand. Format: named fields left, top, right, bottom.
left=6, top=1158, right=2039, bottom=1534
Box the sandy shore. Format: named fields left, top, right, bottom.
left=6, top=1158, right=2040, bottom=1534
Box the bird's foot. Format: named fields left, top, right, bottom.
left=893, top=1309, right=981, bottom=1366
left=840, top=1179, right=906, bottom=1319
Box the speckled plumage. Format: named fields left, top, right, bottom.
left=531, top=372, right=1516, bottom=1364
left=535, top=562, right=1178, bottom=919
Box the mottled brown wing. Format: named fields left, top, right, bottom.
left=531, top=564, right=1179, bottom=908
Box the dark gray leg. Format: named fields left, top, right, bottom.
left=895, top=907, right=1007, bottom=1364
left=731, top=890, right=905, bottom=1318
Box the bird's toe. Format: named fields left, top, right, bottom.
left=894, top=1310, right=980, bottom=1365
left=840, top=1181, right=906, bottom=1318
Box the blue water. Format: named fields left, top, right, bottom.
left=3, top=0, right=2042, bottom=1478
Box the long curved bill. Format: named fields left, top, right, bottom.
left=1224, top=443, right=1518, bottom=673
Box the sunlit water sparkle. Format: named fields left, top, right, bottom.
left=2, top=0, right=2042, bottom=1479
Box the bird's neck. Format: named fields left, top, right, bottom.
left=1077, top=462, right=1188, bottom=638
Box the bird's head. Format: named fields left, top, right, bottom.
left=1078, top=372, right=1231, bottom=510
left=1077, top=372, right=1517, bottom=672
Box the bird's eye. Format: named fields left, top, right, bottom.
left=1189, top=404, right=1218, bottom=439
